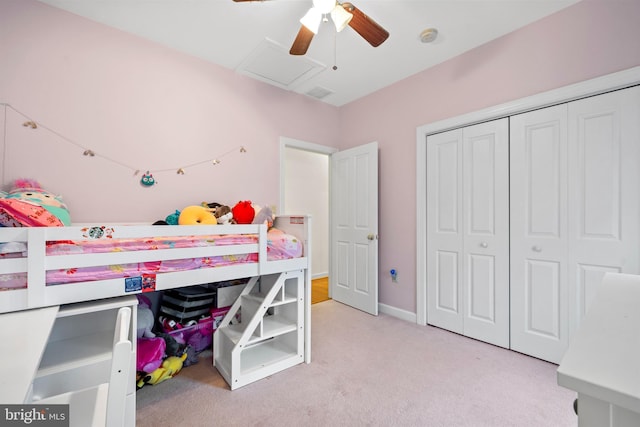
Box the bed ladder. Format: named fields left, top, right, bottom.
left=213, top=270, right=304, bottom=390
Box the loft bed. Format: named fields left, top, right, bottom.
left=0, top=214, right=312, bottom=417
left=0, top=215, right=311, bottom=424
left=0, top=215, right=311, bottom=314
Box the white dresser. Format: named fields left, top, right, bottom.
left=557, top=273, right=640, bottom=426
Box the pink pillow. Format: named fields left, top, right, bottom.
left=0, top=198, right=63, bottom=227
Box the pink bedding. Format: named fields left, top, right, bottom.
left=0, top=228, right=302, bottom=290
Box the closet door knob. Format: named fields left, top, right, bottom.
left=480, top=242, right=488, bottom=248
left=532, top=245, right=542, bottom=252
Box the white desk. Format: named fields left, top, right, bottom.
left=0, top=305, right=58, bottom=403
left=557, top=273, right=640, bottom=427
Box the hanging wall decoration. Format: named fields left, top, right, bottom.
left=1, top=103, right=247, bottom=187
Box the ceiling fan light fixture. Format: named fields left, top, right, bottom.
left=313, top=0, right=337, bottom=15
left=300, top=7, right=322, bottom=34
left=330, top=5, right=353, bottom=32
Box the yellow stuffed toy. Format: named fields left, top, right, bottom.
left=140, top=353, right=188, bottom=386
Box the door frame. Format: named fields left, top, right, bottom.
left=279, top=136, right=337, bottom=286
left=415, top=66, right=640, bottom=326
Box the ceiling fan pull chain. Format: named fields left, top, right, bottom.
left=333, top=29, right=338, bottom=70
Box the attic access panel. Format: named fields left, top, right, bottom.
left=236, top=38, right=326, bottom=90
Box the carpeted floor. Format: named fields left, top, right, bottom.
left=136, top=300, right=577, bottom=427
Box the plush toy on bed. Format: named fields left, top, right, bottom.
left=178, top=205, right=217, bottom=225
left=232, top=200, right=255, bottom=224
left=0, top=179, right=71, bottom=227
left=253, top=205, right=274, bottom=229
left=214, top=204, right=235, bottom=225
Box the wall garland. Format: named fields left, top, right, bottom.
left=0, top=103, right=246, bottom=187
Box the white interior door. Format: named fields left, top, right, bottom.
left=330, top=142, right=379, bottom=315
left=510, top=104, right=569, bottom=364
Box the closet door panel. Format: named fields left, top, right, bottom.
left=568, top=86, right=640, bottom=335
left=427, top=129, right=464, bottom=333
left=462, top=119, right=509, bottom=348
left=525, top=260, right=561, bottom=338
left=510, top=104, right=568, bottom=363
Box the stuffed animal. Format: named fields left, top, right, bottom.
left=141, top=352, right=188, bottom=386
left=136, top=337, right=166, bottom=376
left=178, top=205, right=217, bottom=225
left=165, top=210, right=180, bottom=225
left=253, top=206, right=274, bottom=229
left=182, top=344, right=200, bottom=367
left=0, top=179, right=71, bottom=227
left=155, top=331, right=184, bottom=358
left=136, top=295, right=156, bottom=339
left=232, top=200, right=255, bottom=224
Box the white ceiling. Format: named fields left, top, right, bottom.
left=37, top=0, right=581, bottom=106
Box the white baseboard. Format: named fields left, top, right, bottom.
left=378, top=303, right=416, bottom=323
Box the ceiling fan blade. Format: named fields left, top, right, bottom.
left=289, top=25, right=314, bottom=55
left=342, top=2, right=389, bottom=47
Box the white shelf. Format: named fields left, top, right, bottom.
left=239, top=340, right=299, bottom=374
left=222, top=317, right=298, bottom=345
left=36, top=330, right=114, bottom=378
left=243, top=292, right=297, bottom=307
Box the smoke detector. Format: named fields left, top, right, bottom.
left=420, top=28, right=438, bottom=43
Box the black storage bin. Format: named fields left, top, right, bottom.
left=159, top=285, right=216, bottom=324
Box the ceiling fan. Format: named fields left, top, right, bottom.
left=233, top=0, right=389, bottom=56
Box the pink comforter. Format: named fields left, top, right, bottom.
left=0, top=228, right=302, bottom=289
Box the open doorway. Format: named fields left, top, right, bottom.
left=280, top=137, right=336, bottom=303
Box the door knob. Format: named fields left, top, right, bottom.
left=480, top=242, right=488, bottom=248
left=532, top=245, right=542, bottom=252
left=367, top=234, right=377, bottom=241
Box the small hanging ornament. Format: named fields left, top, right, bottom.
left=240, top=146, right=247, bottom=153
left=176, top=168, right=185, bottom=175
left=140, top=171, right=156, bottom=187
left=83, top=149, right=95, bottom=157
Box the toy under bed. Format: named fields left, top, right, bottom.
left=0, top=216, right=310, bottom=313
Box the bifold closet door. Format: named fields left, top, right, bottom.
left=427, top=119, right=509, bottom=348
left=567, top=86, right=640, bottom=336
left=510, top=86, right=640, bottom=363
left=510, top=104, right=569, bottom=364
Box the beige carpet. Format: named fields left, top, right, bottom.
left=136, top=300, right=577, bottom=427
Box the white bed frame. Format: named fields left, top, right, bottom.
left=0, top=215, right=311, bottom=314
left=0, top=215, right=311, bottom=420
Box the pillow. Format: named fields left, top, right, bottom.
left=0, top=198, right=64, bottom=227
left=0, top=179, right=70, bottom=227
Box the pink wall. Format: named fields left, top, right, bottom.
left=339, top=0, right=640, bottom=312
left=2, top=0, right=639, bottom=315
left=0, top=0, right=339, bottom=223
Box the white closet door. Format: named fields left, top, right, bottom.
left=427, top=129, right=464, bottom=334
left=567, top=86, right=640, bottom=336
left=427, top=119, right=509, bottom=347
left=510, top=104, right=569, bottom=364
left=462, top=119, right=509, bottom=348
